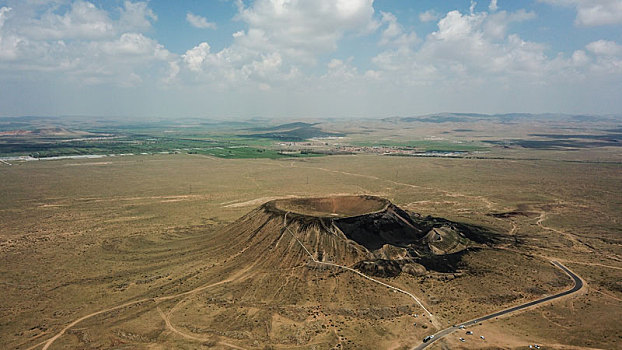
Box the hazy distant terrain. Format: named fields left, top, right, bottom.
left=1, top=113, right=621, bottom=162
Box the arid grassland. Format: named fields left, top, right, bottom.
left=1, top=152, right=620, bottom=349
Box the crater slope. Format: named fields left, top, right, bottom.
left=260, top=195, right=499, bottom=277
left=34, top=195, right=573, bottom=350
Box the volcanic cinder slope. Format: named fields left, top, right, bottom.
left=40, top=195, right=566, bottom=350
left=130, top=195, right=497, bottom=347
left=261, top=195, right=497, bottom=277
left=148, top=195, right=497, bottom=348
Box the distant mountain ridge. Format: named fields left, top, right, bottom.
left=240, top=122, right=345, bottom=141
left=381, top=113, right=618, bottom=123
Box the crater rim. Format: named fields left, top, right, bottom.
left=268, top=195, right=391, bottom=218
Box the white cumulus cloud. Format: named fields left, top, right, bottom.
left=2, top=0, right=622, bottom=117
left=186, top=12, right=217, bottom=29
left=485, top=9, right=536, bottom=39
left=489, top=0, right=499, bottom=12
left=20, top=1, right=115, bottom=40
left=0, top=6, right=11, bottom=27
left=379, top=11, right=418, bottom=47
left=180, top=0, right=379, bottom=88
left=183, top=42, right=211, bottom=72
left=237, top=0, right=378, bottom=59
left=119, top=1, right=157, bottom=31
left=540, top=0, right=622, bottom=26
left=584, top=40, right=622, bottom=74
left=586, top=39, right=622, bottom=56
left=0, top=7, right=21, bottom=60
left=0, top=1, right=173, bottom=86
left=419, top=10, right=439, bottom=22
left=373, top=7, right=550, bottom=86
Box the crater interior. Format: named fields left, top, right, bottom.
left=272, top=195, right=390, bottom=218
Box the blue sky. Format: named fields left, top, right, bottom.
left=0, top=0, right=621, bottom=118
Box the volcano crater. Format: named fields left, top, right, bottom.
left=270, top=195, right=390, bottom=218
left=258, top=195, right=501, bottom=277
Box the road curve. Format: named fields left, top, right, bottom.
left=412, top=260, right=583, bottom=350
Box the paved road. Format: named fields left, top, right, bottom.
left=412, top=260, right=583, bottom=350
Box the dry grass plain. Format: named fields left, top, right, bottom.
left=1, top=153, right=620, bottom=349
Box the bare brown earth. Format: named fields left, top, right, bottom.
left=0, top=154, right=620, bottom=349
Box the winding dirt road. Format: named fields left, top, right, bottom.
left=282, top=212, right=439, bottom=327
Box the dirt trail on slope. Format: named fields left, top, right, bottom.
left=536, top=211, right=593, bottom=253
left=224, top=195, right=297, bottom=208
left=40, top=266, right=254, bottom=350
left=156, top=307, right=247, bottom=350
left=282, top=212, right=441, bottom=329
